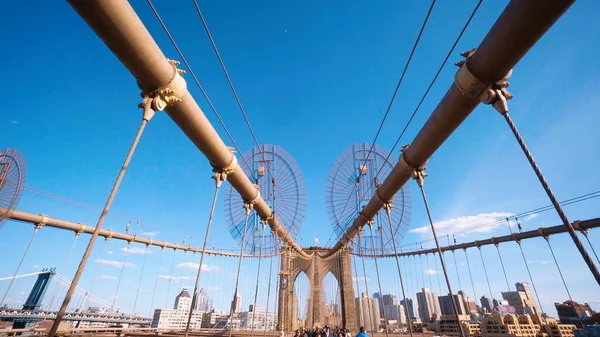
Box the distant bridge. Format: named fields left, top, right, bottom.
left=0, top=309, right=151, bottom=325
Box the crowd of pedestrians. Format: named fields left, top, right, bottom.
left=292, top=325, right=368, bottom=337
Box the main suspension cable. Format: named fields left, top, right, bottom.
left=146, top=0, right=257, bottom=181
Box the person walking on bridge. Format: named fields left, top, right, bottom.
left=356, top=327, right=368, bottom=337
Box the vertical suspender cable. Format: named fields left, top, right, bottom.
left=132, top=245, right=150, bottom=315
left=47, top=233, right=80, bottom=312
left=505, top=219, right=543, bottom=315
left=450, top=236, right=463, bottom=292
left=545, top=236, right=573, bottom=301
left=425, top=252, right=434, bottom=291
left=49, top=105, right=155, bottom=337
left=80, top=239, right=108, bottom=312
left=416, top=174, right=465, bottom=337
left=149, top=247, right=165, bottom=317
left=185, top=172, right=224, bottom=337
left=0, top=225, right=40, bottom=307
left=165, top=248, right=177, bottom=309
left=250, top=224, right=266, bottom=336
left=501, top=111, right=600, bottom=285
left=462, top=249, right=478, bottom=312
left=229, top=205, right=251, bottom=337
left=383, top=205, right=413, bottom=337
left=358, top=231, right=372, bottom=331
left=432, top=252, right=443, bottom=294
left=478, top=247, right=493, bottom=299
left=368, top=224, right=389, bottom=337
left=494, top=241, right=511, bottom=291
left=264, top=235, right=277, bottom=337
left=112, top=241, right=132, bottom=310
left=581, top=229, right=600, bottom=265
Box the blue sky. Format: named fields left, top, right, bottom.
left=1, top=0, right=599, bottom=320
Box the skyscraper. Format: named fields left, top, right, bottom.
left=480, top=296, right=493, bottom=313
left=501, top=282, right=539, bottom=315
left=196, top=288, right=213, bottom=312
left=174, top=289, right=191, bottom=310
left=373, top=292, right=383, bottom=312
left=356, top=293, right=381, bottom=332
left=231, top=294, right=242, bottom=314
left=438, top=293, right=467, bottom=316
left=400, top=298, right=415, bottom=320
left=416, top=288, right=440, bottom=323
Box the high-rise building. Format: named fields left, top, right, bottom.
left=383, top=304, right=406, bottom=323
left=438, top=293, right=467, bottom=316
left=381, top=294, right=401, bottom=322
left=356, top=293, right=381, bottom=332
left=457, top=290, right=478, bottom=315
left=152, top=289, right=203, bottom=330
left=400, top=298, right=415, bottom=320
left=382, top=294, right=399, bottom=306
left=195, top=288, right=213, bottom=312
left=501, top=282, right=539, bottom=315
left=416, top=288, right=440, bottom=323
left=231, top=294, right=242, bottom=314
left=480, top=296, right=493, bottom=313
left=174, top=289, right=192, bottom=310
left=373, top=292, right=383, bottom=312
left=555, top=300, right=598, bottom=328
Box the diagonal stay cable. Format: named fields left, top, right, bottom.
left=330, top=1, right=437, bottom=245
left=363, top=0, right=437, bottom=165
left=190, top=1, right=296, bottom=229
left=355, top=0, right=483, bottom=210
left=146, top=0, right=256, bottom=181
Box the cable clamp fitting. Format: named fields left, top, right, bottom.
left=538, top=227, right=549, bottom=240
left=35, top=214, right=49, bottom=231
left=455, top=48, right=513, bottom=114
left=139, top=59, right=186, bottom=113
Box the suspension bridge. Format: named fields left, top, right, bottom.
left=1, top=0, right=599, bottom=337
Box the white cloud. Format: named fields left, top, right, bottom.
left=109, top=295, right=118, bottom=299
left=410, top=212, right=514, bottom=236
left=140, top=231, right=159, bottom=237
left=107, top=251, right=114, bottom=255
left=99, top=275, right=116, bottom=279
left=120, top=246, right=152, bottom=255
left=424, top=269, right=438, bottom=275
left=352, top=276, right=370, bottom=282
left=158, top=275, right=192, bottom=281
left=95, top=259, right=135, bottom=268
left=176, top=262, right=220, bottom=272
left=33, top=264, right=40, bottom=269
left=523, top=214, right=539, bottom=221
left=528, top=260, right=552, bottom=265
left=9, top=120, right=19, bottom=125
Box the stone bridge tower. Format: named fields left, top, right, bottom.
left=278, top=246, right=357, bottom=332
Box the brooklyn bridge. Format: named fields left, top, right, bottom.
left=1, top=1, right=599, bottom=337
